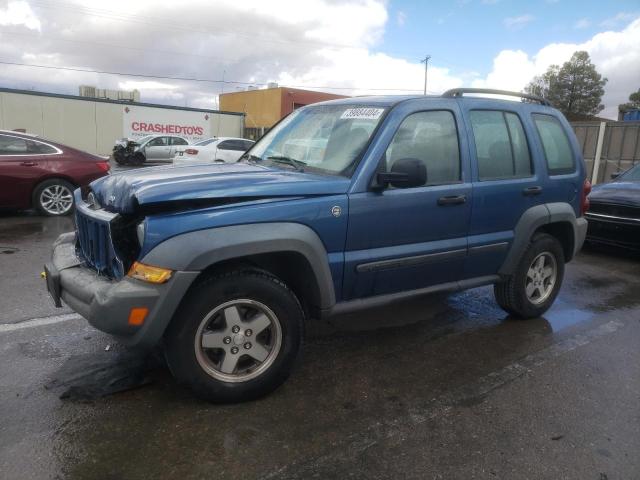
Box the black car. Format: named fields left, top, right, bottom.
left=586, top=164, right=640, bottom=249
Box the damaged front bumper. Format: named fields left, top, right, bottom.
left=45, top=232, right=198, bottom=348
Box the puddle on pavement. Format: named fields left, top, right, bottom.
left=45, top=350, right=164, bottom=401
left=541, top=300, right=595, bottom=332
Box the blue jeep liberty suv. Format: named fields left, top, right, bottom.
left=45, top=89, right=590, bottom=402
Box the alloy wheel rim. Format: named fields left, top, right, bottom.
left=194, top=299, right=283, bottom=383
left=40, top=185, right=73, bottom=215
left=525, top=252, right=557, bottom=305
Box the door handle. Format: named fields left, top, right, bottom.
left=523, top=186, right=543, bottom=196
left=20, top=161, right=37, bottom=166
left=437, top=195, right=467, bottom=206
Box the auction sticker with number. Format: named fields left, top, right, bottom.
left=340, top=108, right=385, bottom=120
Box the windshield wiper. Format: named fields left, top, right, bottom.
left=239, top=153, right=262, bottom=164
left=266, top=155, right=306, bottom=172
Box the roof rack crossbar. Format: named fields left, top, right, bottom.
left=441, top=88, right=551, bottom=106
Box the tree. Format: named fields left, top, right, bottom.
left=619, top=88, right=640, bottom=113
left=524, top=51, right=607, bottom=118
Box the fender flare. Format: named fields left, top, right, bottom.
left=141, top=222, right=336, bottom=309
left=499, top=203, right=581, bottom=276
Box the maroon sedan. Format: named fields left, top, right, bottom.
left=0, top=130, right=110, bottom=216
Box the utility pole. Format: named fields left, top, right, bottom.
left=421, top=55, right=431, bottom=95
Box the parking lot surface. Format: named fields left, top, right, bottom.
left=1, top=211, right=639, bottom=479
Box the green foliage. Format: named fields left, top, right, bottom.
left=524, top=51, right=607, bottom=117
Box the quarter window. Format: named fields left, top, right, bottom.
left=469, top=110, right=532, bottom=181
left=385, top=110, right=460, bottom=186
left=533, top=114, right=575, bottom=175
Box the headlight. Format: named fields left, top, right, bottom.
left=136, top=221, right=145, bottom=246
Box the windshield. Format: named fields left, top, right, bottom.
left=618, top=163, right=640, bottom=182
left=245, top=105, right=386, bottom=176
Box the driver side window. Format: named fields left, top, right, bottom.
left=385, top=111, right=460, bottom=187
left=148, top=137, right=168, bottom=147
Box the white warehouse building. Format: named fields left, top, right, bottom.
left=0, top=88, right=245, bottom=156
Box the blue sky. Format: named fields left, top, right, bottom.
left=0, top=0, right=638, bottom=118
left=382, top=0, right=640, bottom=79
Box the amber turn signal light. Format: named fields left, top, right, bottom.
left=128, top=307, right=149, bottom=326
left=127, top=262, right=172, bottom=284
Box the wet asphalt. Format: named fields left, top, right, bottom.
left=1, top=209, right=639, bottom=480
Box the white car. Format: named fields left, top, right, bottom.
left=173, top=137, right=255, bottom=165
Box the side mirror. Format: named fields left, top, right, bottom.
left=610, top=172, right=621, bottom=180
left=377, top=158, right=427, bottom=189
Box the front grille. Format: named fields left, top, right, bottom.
left=75, top=207, right=125, bottom=279
left=588, top=202, right=640, bottom=219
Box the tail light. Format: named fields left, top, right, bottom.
left=185, top=149, right=199, bottom=155
left=96, top=161, right=110, bottom=173
left=580, top=179, right=592, bottom=216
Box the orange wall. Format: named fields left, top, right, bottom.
left=220, top=87, right=347, bottom=128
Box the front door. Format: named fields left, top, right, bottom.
left=344, top=107, right=472, bottom=300
left=144, top=136, right=171, bottom=161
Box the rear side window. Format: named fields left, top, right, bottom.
left=28, top=140, right=57, bottom=154
left=0, top=135, right=28, bottom=155
left=219, top=140, right=247, bottom=151
left=171, top=137, right=188, bottom=146
left=469, top=110, right=532, bottom=181
left=533, top=114, right=575, bottom=175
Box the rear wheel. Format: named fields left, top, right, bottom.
left=494, top=233, right=564, bottom=318
left=33, top=178, right=75, bottom=216
left=164, top=269, right=304, bottom=402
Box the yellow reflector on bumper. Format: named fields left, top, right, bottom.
left=127, top=262, right=172, bottom=284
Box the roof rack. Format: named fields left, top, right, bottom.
left=441, top=88, right=552, bottom=106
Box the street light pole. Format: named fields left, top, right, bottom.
left=421, top=55, right=431, bottom=95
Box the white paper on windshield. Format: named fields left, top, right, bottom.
left=340, top=108, right=385, bottom=120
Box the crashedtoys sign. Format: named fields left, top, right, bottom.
left=123, top=105, right=210, bottom=143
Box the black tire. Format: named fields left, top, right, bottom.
left=131, top=152, right=146, bottom=166
left=32, top=178, right=75, bottom=216
left=164, top=269, right=304, bottom=403
left=494, top=233, right=565, bottom=319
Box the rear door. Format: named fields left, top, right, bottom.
left=169, top=137, right=189, bottom=159
left=344, top=102, right=472, bottom=299
left=461, top=105, right=543, bottom=279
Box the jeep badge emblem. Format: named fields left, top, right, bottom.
left=331, top=205, right=342, bottom=217
left=108, top=194, right=116, bottom=205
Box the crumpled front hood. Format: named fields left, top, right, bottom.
left=589, top=181, right=640, bottom=207
left=90, top=162, right=351, bottom=214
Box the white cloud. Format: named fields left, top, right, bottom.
left=574, top=18, right=591, bottom=29
left=0, top=0, right=41, bottom=30
left=600, top=12, right=637, bottom=28
left=396, top=10, right=407, bottom=27
left=504, top=14, right=535, bottom=30
left=473, top=17, right=640, bottom=118
left=0, top=0, right=637, bottom=119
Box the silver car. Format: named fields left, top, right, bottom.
left=113, top=135, right=190, bottom=165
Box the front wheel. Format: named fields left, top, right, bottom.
left=164, top=269, right=304, bottom=402
left=494, top=233, right=565, bottom=319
